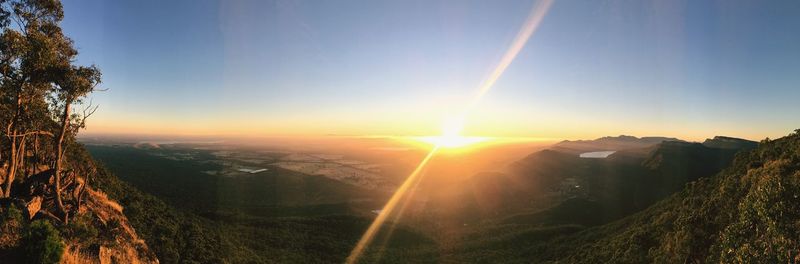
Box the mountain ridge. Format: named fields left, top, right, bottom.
left=451, top=130, right=799, bottom=263
left=552, top=135, right=684, bottom=154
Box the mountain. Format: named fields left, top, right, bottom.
left=389, top=135, right=757, bottom=233
left=552, top=135, right=682, bottom=154
left=703, top=136, right=759, bottom=150
left=486, top=136, right=757, bottom=225
left=455, top=130, right=800, bottom=263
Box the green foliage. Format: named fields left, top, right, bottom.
left=1, top=0, right=101, bottom=205
left=22, top=220, right=64, bottom=264
left=565, top=131, right=800, bottom=263
left=0, top=203, right=24, bottom=226
left=717, top=157, right=800, bottom=263
left=0, top=203, right=25, bottom=249
left=61, top=213, right=98, bottom=246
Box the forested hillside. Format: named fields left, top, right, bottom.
left=85, top=144, right=434, bottom=263
left=453, top=130, right=800, bottom=263
left=0, top=1, right=156, bottom=262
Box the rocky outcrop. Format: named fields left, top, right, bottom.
left=1, top=167, right=159, bottom=264
left=64, top=188, right=158, bottom=264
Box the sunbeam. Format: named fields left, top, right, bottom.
left=346, top=146, right=440, bottom=264
left=345, top=1, right=554, bottom=263
left=467, top=0, right=554, bottom=112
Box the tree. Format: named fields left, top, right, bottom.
left=0, top=0, right=71, bottom=198
left=0, top=0, right=101, bottom=223
left=51, top=65, right=100, bottom=216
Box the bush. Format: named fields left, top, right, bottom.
left=0, top=204, right=24, bottom=224
left=62, top=213, right=99, bottom=246
left=0, top=204, right=25, bottom=249
left=22, top=220, right=64, bottom=264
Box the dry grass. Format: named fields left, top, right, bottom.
left=80, top=188, right=158, bottom=264
left=87, top=189, right=123, bottom=213
left=99, top=245, right=147, bottom=264
left=61, top=245, right=97, bottom=264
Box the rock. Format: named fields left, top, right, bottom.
left=81, top=188, right=159, bottom=263
left=25, top=196, right=42, bottom=219
left=26, top=169, right=55, bottom=185
left=25, top=164, right=50, bottom=176
left=24, top=169, right=55, bottom=196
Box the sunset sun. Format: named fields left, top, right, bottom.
left=415, top=117, right=489, bottom=148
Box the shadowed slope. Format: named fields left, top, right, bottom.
left=455, top=131, right=800, bottom=263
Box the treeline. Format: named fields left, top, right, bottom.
left=0, top=0, right=100, bottom=223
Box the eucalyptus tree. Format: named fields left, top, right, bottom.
left=0, top=0, right=101, bottom=222
left=50, top=65, right=100, bottom=214
left=0, top=0, right=73, bottom=198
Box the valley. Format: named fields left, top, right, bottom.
left=80, top=133, right=765, bottom=263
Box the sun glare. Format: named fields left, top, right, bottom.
left=414, top=117, right=489, bottom=148
left=416, top=135, right=489, bottom=148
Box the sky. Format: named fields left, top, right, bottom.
left=60, top=0, right=800, bottom=141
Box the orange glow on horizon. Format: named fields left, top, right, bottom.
left=346, top=1, right=555, bottom=263
left=413, top=135, right=490, bottom=148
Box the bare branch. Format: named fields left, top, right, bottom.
left=7, top=130, right=54, bottom=137
left=77, top=99, right=99, bottom=128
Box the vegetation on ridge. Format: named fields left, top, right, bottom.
left=0, top=1, right=156, bottom=263
left=451, top=129, right=800, bottom=263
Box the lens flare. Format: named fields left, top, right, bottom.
left=345, top=146, right=439, bottom=264
left=346, top=1, right=553, bottom=263
left=468, top=0, right=554, bottom=111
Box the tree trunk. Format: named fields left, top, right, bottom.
left=2, top=95, right=23, bottom=198
left=2, top=134, right=26, bottom=198
left=18, top=138, right=25, bottom=181
left=54, top=101, right=71, bottom=216
left=32, top=134, right=40, bottom=175
left=2, top=134, right=17, bottom=198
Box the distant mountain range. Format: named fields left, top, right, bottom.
left=551, top=135, right=683, bottom=154
left=455, top=131, right=800, bottom=263
left=401, top=135, right=759, bottom=232
left=460, top=135, right=759, bottom=225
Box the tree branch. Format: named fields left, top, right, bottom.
left=7, top=130, right=54, bottom=137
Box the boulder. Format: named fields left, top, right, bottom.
left=25, top=196, right=42, bottom=219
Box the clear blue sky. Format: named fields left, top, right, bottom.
left=61, top=0, right=800, bottom=140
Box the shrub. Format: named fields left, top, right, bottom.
left=22, top=220, right=64, bottom=264
left=62, top=213, right=99, bottom=246
left=0, top=204, right=25, bottom=249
